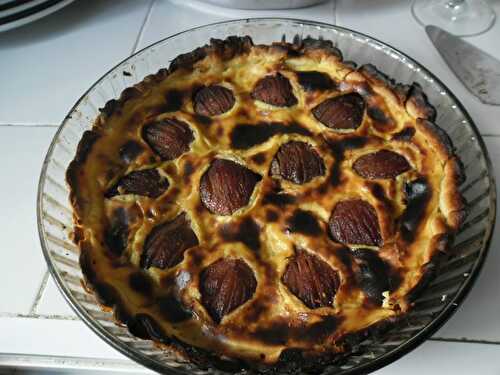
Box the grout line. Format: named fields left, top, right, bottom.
left=429, top=337, right=500, bottom=346
left=0, top=312, right=79, bottom=321
left=131, top=0, right=155, bottom=55
left=332, top=0, right=337, bottom=25
left=29, top=270, right=50, bottom=315
left=481, top=134, right=500, bottom=138
left=0, top=124, right=58, bottom=128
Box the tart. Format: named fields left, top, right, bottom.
left=67, top=36, right=466, bottom=372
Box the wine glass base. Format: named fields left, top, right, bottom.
left=412, top=0, right=496, bottom=36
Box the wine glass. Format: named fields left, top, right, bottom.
left=412, top=0, right=496, bottom=36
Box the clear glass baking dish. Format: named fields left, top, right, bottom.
left=37, top=18, right=496, bottom=374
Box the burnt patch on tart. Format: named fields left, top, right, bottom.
left=104, top=207, right=130, bottom=256
left=353, top=150, right=411, bottom=180
left=400, top=177, right=431, bottom=242
left=312, top=93, right=365, bottom=130
left=183, top=160, right=194, bottom=183
left=200, top=159, right=261, bottom=215
left=129, top=271, right=153, bottom=296
left=325, top=136, right=368, bottom=187
left=200, top=258, right=257, bottom=323
left=219, top=217, right=261, bottom=252
left=127, top=313, right=165, bottom=341
left=282, top=249, right=339, bottom=309
left=193, top=114, right=213, bottom=126
left=251, top=152, right=267, bottom=165
left=369, top=182, right=394, bottom=212
left=270, top=141, right=325, bottom=184
left=286, top=209, right=322, bottom=236
left=161, top=89, right=184, bottom=112
left=193, top=85, right=235, bottom=116
left=251, top=73, right=297, bottom=107
left=329, top=199, right=383, bottom=246
left=296, top=71, right=336, bottom=92
left=230, top=122, right=311, bottom=150
left=105, top=168, right=169, bottom=198
left=367, top=106, right=392, bottom=125
left=157, top=295, right=192, bottom=323
left=253, top=315, right=339, bottom=347
left=142, top=118, right=194, bottom=160
left=266, top=209, right=279, bottom=222
left=392, top=127, right=415, bottom=142
left=141, top=213, right=199, bottom=269
left=262, top=191, right=297, bottom=207
left=352, top=249, right=390, bottom=305
left=119, top=140, right=143, bottom=164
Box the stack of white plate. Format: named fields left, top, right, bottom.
left=197, top=0, right=327, bottom=9
left=0, top=0, right=75, bottom=32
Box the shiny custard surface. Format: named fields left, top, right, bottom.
left=67, top=36, right=465, bottom=367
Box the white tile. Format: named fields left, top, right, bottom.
left=137, top=0, right=335, bottom=51
left=375, top=340, right=500, bottom=374
left=2, top=316, right=500, bottom=374
left=0, top=318, right=125, bottom=360
left=0, top=0, right=153, bottom=125
left=35, top=275, right=77, bottom=318
left=433, top=136, right=500, bottom=342
left=336, top=0, right=500, bottom=136
left=0, top=126, right=57, bottom=314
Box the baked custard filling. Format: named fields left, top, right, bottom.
left=67, top=36, right=465, bottom=370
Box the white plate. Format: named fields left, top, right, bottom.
left=0, top=0, right=75, bottom=33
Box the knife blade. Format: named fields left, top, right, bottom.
left=426, top=25, right=500, bottom=106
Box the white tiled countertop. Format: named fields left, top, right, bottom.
left=0, top=0, right=499, bottom=373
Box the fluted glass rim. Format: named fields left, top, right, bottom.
left=37, top=18, right=497, bottom=375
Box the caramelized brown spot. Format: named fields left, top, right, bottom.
left=200, top=159, right=261, bottom=216
left=193, top=85, right=235, bottom=116
left=312, top=93, right=365, bottom=130
left=282, top=249, right=339, bottom=309
left=142, top=118, right=194, bottom=160
left=119, top=140, right=143, bottom=164
left=296, top=71, right=335, bottom=92
left=270, top=141, right=325, bottom=184
left=105, top=169, right=168, bottom=198
left=353, top=150, right=411, bottom=179
left=329, top=199, right=382, bottom=246
left=200, top=258, right=257, bottom=323
left=141, top=213, right=199, bottom=269
left=252, top=73, right=297, bottom=107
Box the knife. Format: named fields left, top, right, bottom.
left=426, top=25, right=500, bottom=106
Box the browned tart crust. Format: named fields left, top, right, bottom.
left=66, top=36, right=466, bottom=372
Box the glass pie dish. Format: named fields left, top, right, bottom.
left=37, top=18, right=496, bottom=374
